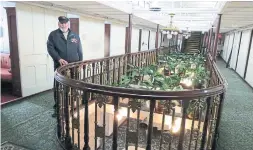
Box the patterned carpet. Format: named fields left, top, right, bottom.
left=1, top=59, right=252, bottom=150
left=1, top=141, right=31, bottom=150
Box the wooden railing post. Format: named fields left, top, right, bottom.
left=208, top=26, right=213, bottom=53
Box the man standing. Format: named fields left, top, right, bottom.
left=47, top=16, right=83, bottom=117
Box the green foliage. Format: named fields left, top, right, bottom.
left=117, top=53, right=210, bottom=91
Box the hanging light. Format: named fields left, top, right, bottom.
left=167, top=34, right=172, bottom=39
left=160, top=13, right=179, bottom=34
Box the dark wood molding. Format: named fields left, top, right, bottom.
left=160, top=33, right=163, bottom=47
left=148, top=30, right=150, bottom=50
left=155, top=25, right=159, bottom=49
left=4, top=7, right=22, bottom=97
left=235, top=31, right=243, bottom=71
left=138, top=29, right=142, bottom=51
left=243, top=29, right=253, bottom=79
left=208, top=27, right=213, bottom=50
left=69, top=18, right=79, bottom=34
left=125, top=27, right=129, bottom=54
left=104, top=24, right=111, bottom=57
left=127, top=14, right=132, bottom=54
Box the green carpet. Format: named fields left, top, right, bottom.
left=1, top=59, right=252, bottom=150
left=216, top=60, right=253, bottom=150
left=1, top=91, right=63, bottom=150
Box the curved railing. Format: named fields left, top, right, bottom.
left=54, top=48, right=226, bottom=150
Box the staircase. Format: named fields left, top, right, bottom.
left=184, top=31, right=202, bottom=54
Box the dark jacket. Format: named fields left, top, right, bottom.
left=47, top=28, right=83, bottom=69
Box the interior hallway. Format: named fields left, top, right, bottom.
left=216, top=59, right=253, bottom=150
left=1, top=59, right=253, bottom=150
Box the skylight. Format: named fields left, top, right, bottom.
left=100, top=1, right=226, bottom=32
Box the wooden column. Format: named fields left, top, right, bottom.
left=206, top=31, right=210, bottom=48
left=208, top=26, right=213, bottom=53
left=5, top=7, right=22, bottom=97
left=138, top=29, right=142, bottom=51
left=126, top=14, right=133, bottom=54
left=148, top=30, right=151, bottom=50
left=155, top=24, right=159, bottom=49
left=104, top=24, right=111, bottom=57
left=213, top=14, right=222, bottom=61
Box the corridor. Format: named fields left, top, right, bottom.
left=1, top=59, right=252, bottom=150
left=216, top=60, right=253, bottom=150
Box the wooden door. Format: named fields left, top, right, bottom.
left=69, top=18, right=79, bottom=34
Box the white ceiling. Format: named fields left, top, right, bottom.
left=219, top=1, right=253, bottom=33
left=19, top=1, right=253, bottom=33
left=100, top=1, right=226, bottom=32
left=22, top=1, right=159, bottom=30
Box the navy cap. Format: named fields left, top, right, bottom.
left=58, top=16, right=69, bottom=24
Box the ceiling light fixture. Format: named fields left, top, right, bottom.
left=160, top=13, right=179, bottom=39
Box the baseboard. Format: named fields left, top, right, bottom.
left=1, top=89, right=53, bottom=107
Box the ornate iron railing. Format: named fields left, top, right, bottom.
left=55, top=48, right=226, bottom=150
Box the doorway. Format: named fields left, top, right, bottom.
left=1, top=6, right=22, bottom=105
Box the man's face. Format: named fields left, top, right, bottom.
left=58, top=22, right=69, bottom=32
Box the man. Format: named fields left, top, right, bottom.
left=47, top=16, right=83, bottom=117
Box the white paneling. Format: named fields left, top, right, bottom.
left=141, top=29, right=149, bottom=51
left=80, top=17, right=104, bottom=60
left=16, top=3, right=65, bottom=96
left=131, top=27, right=139, bottom=53
left=225, top=33, right=234, bottom=62
left=230, top=32, right=241, bottom=70
left=158, top=32, right=162, bottom=48
left=245, top=35, right=253, bottom=87
left=110, top=23, right=125, bottom=56
left=149, top=31, right=156, bottom=50
left=236, top=30, right=251, bottom=77
left=0, top=6, right=10, bottom=53
left=222, top=34, right=229, bottom=61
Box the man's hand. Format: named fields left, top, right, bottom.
left=58, top=59, right=68, bottom=66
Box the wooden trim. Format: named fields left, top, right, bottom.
left=235, top=31, right=243, bottom=71
left=208, top=27, right=213, bottom=51
left=104, top=24, right=111, bottom=57
left=4, top=7, right=22, bottom=97
left=138, top=29, right=142, bottom=51
left=125, top=27, right=129, bottom=54
left=127, top=14, right=132, bottom=54
left=148, top=30, right=150, bottom=50
left=69, top=18, right=79, bottom=34
left=160, top=33, right=163, bottom=47
left=243, top=29, right=253, bottom=79
left=155, top=25, right=159, bottom=48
